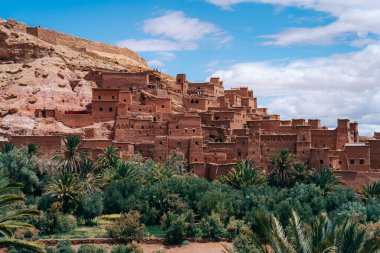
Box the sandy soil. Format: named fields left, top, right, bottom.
left=72, top=242, right=232, bottom=253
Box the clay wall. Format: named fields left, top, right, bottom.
left=100, top=72, right=148, bottom=90
left=26, top=27, right=145, bottom=65
left=135, top=143, right=155, bottom=159
left=309, top=148, right=330, bottom=169
left=369, top=140, right=380, bottom=171
left=55, top=112, right=94, bottom=128
left=168, top=116, right=202, bottom=136
left=345, top=144, right=371, bottom=171
left=119, top=91, right=133, bottom=105
left=334, top=171, right=380, bottom=189
left=92, top=89, right=120, bottom=101
left=11, top=135, right=62, bottom=154
left=204, top=152, right=227, bottom=164
left=92, top=101, right=118, bottom=122
left=145, top=98, right=171, bottom=113
left=207, top=142, right=238, bottom=161
left=308, top=119, right=321, bottom=129
left=183, top=97, right=208, bottom=111
left=336, top=119, right=351, bottom=150
left=311, top=129, right=337, bottom=149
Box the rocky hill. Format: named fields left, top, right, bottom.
left=0, top=18, right=149, bottom=139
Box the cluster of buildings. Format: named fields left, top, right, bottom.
left=9, top=70, right=380, bottom=186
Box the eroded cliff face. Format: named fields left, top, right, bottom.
left=0, top=18, right=149, bottom=139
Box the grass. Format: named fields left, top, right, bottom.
left=146, top=225, right=166, bottom=238
left=39, top=214, right=167, bottom=240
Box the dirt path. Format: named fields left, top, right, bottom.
left=72, top=242, right=231, bottom=253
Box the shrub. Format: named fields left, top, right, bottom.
left=56, top=241, right=74, bottom=253
left=107, top=211, right=145, bottom=242
left=226, top=218, right=248, bottom=239
left=200, top=212, right=226, bottom=240
left=161, top=211, right=198, bottom=244
left=56, top=214, right=77, bottom=233
left=111, top=242, right=143, bottom=253
left=77, top=245, right=104, bottom=253
left=77, top=193, right=103, bottom=223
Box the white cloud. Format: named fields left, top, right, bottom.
left=116, top=39, right=196, bottom=52
left=147, top=59, right=165, bottom=68
left=118, top=11, right=232, bottom=52
left=157, top=52, right=176, bottom=61
left=206, top=0, right=380, bottom=46
left=143, top=11, right=232, bottom=44
left=211, top=43, right=380, bottom=135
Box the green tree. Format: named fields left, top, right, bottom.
left=52, top=135, right=87, bottom=173
left=45, top=173, right=83, bottom=213
left=311, top=168, right=343, bottom=193
left=163, top=150, right=187, bottom=175
left=97, top=146, right=119, bottom=169
left=0, top=142, right=14, bottom=154
left=0, top=146, right=40, bottom=195
left=219, top=160, right=266, bottom=189
left=0, top=174, right=45, bottom=253
left=269, top=149, right=297, bottom=187
left=107, top=211, right=145, bottom=242
left=360, top=181, right=380, bottom=201
left=26, top=143, right=41, bottom=158
left=161, top=211, right=197, bottom=244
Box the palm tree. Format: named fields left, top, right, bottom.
left=229, top=210, right=380, bottom=253
left=0, top=174, right=45, bottom=253
left=26, top=143, right=41, bottom=157
left=310, top=168, right=343, bottom=193
left=45, top=172, right=83, bottom=213
left=269, top=149, right=297, bottom=187
left=219, top=160, right=267, bottom=189
left=293, top=163, right=313, bottom=184
left=0, top=142, right=14, bottom=154
left=112, top=160, right=141, bottom=182
left=359, top=181, right=380, bottom=201
left=79, top=159, right=106, bottom=193
left=52, top=135, right=88, bottom=173
left=97, top=146, right=119, bottom=169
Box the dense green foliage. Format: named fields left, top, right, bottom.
left=3, top=138, right=380, bottom=251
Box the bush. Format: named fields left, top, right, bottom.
left=77, top=193, right=103, bottom=223
left=111, top=242, right=143, bottom=253
left=226, top=218, right=248, bottom=239
left=161, top=211, right=198, bottom=244
left=200, top=212, right=226, bottom=240
left=56, top=241, right=74, bottom=253
left=77, top=245, right=104, bottom=253
left=56, top=214, right=77, bottom=233
left=107, top=211, right=145, bottom=242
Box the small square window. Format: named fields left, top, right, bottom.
left=350, top=159, right=355, bottom=165
left=109, top=107, right=113, bottom=112
left=161, top=105, right=165, bottom=108
left=98, top=96, right=101, bottom=99
left=112, top=96, right=115, bottom=100
left=360, top=159, right=365, bottom=165
left=99, top=107, right=103, bottom=112
left=339, top=161, right=342, bottom=165
left=320, top=160, right=324, bottom=165
left=124, top=99, right=127, bottom=102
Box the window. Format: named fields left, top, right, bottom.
left=339, top=161, right=342, bottom=165
left=124, top=99, right=127, bottom=102
left=238, top=151, right=241, bottom=156
left=350, top=159, right=355, bottom=165
left=185, top=128, right=188, bottom=133
left=141, top=126, right=144, bottom=129
left=159, top=141, right=163, bottom=145
left=192, top=128, right=195, bottom=133
left=176, top=126, right=179, bottom=129
left=112, top=96, right=115, bottom=100
left=320, top=160, right=324, bottom=165
left=109, top=107, right=113, bottom=112
left=98, top=95, right=101, bottom=100
left=195, top=141, right=199, bottom=145
left=360, top=159, right=365, bottom=164
left=161, top=105, right=165, bottom=108
left=99, top=107, right=103, bottom=112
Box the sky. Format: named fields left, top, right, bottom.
left=1, top=0, right=380, bottom=135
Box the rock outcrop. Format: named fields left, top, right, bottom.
left=0, top=18, right=149, bottom=138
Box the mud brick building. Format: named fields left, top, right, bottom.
left=11, top=71, right=380, bottom=187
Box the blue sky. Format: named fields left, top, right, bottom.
left=1, top=0, right=380, bottom=135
